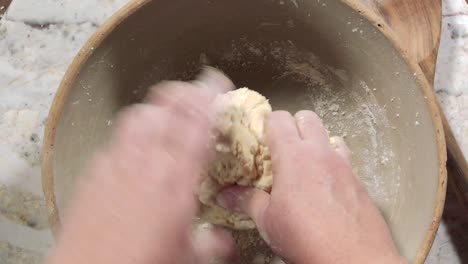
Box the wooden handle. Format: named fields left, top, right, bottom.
left=0, top=0, right=13, bottom=16
left=358, top=0, right=468, bottom=211
left=357, top=0, right=441, bottom=82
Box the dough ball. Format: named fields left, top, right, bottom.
left=198, top=88, right=272, bottom=229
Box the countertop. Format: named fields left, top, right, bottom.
left=0, top=0, right=467, bottom=263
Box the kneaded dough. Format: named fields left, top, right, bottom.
left=198, top=88, right=340, bottom=229
left=198, top=88, right=273, bottom=229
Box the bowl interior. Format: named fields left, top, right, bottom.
left=50, top=0, right=441, bottom=261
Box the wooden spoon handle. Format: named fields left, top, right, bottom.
left=357, top=0, right=442, bottom=82
left=0, top=0, right=13, bottom=17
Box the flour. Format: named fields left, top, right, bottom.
left=216, top=38, right=399, bottom=211
left=135, top=36, right=400, bottom=262
left=186, top=38, right=401, bottom=263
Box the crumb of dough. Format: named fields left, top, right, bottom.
left=198, top=88, right=272, bottom=229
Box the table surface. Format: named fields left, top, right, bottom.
left=0, top=0, right=467, bottom=263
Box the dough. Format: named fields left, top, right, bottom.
left=198, top=88, right=340, bottom=229
left=198, top=88, right=273, bottom=229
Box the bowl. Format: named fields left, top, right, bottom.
left=42, top=0, right=446, bottom=262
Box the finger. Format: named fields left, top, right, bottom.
left=143, top=68, right=234, bottom=160
left=111, top=106, right=201, bottom=219
left=192, top=224, right=236, bottom=264
left=184, top=67, right=235, bottom=120
left=145, top=82, right=224, bottom=156
left=217, top=186, right=271, bottom=243
left=161, top=87, right=214, bottom=157
left=138, top=70, right=233, bottom=195
left=193, top=66, right=235, bottom=94
left=146, top=67, right=234, bottom=107
left=330, top=136, right=352, bottom=163
left=113, top=104, right=205, bottom=203
left=111, top=104, right=168, bottom=154
left=266, top=111, right=300, bottom=154
left=294, top=110, right=329, bottom=144
left=145, top=83, right=217, bottom=173
left=145, top=82, right=215, bottom=121
left=145, top=81, right=194, bottom=107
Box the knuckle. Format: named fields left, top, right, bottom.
left=119, top=104, right=152, bottom=123
left=115, top=106, right=144, bottom=135
left=113, top=104, right=163, bottom=144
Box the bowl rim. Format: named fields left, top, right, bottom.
left=41, top=0, right=447, bottom=262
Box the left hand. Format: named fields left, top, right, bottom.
left=48, top=68, right=237, bottom=264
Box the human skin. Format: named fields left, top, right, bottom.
left=47, top=69, right=404, bottom=264
left=217, top=110, right=406, bottom=264
left=47, top=68, right=237, bottom=264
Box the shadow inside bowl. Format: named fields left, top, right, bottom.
left=50, top=0, right=442, bottom=262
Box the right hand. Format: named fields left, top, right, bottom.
left=217, top=110, right=405, bottom=264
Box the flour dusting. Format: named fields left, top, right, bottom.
left=172, top=38, right=402, bottom=263
left=214, top=38, right=399, bottom=210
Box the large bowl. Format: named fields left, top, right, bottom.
left=42, top=0, right=447, bottom=262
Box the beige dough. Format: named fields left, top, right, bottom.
left=198, top=88, right=340, bottom=229
left=198, top=88, right=273, bottom=229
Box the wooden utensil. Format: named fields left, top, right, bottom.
left=0, top=0, right=12, bottom=16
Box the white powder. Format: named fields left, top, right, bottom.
left=192, top=38, right=400, bottom=263
left=219, top=39, right=398, bottom=210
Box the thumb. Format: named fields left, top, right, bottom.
left=217, top=187, right=271, bottom=243
left=192, top=224, right=237, bottom=263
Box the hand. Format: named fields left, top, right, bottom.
left=48, top=68, right=237, bottom=264
left=218, top=110, right=405, bottom=264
